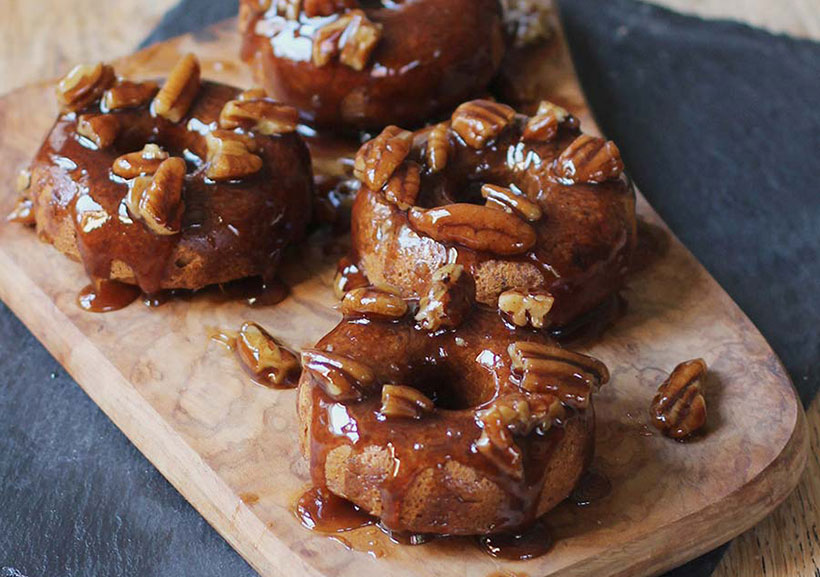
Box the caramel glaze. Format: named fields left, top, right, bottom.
left=477, top=518, right=553, bottom=561
left=28, top=81, right=313, bottom=299
left=351, top=117, right=636, bottom=330
left=239, top=0, right=506, bottom=131
left=298, top=309, right=596, bottom=536
left=296, top=486, right=376, bottom=533
left=77, top=279, right=141, bottom=313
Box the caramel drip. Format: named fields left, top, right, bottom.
left=296, top=486, right=376, bottom=533
left=476, top=519, right=553, bottom=561
left=77, top=279, right=141, bottom=313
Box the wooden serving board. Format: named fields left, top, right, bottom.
left=0, top=14, right=808, bottom=577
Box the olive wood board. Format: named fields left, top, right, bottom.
left=0, top=14, right=808, bottom=577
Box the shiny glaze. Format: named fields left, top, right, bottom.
left=28, top=81, right=313, bottom=300
left=77, top=279, right=141, bottom=313
left=209, top=325, right=300, bottom=389
left=296, top=486, right=376, bottom=533
left=476, top=519, right=553, bottom=561
left=239, top=0, right=505, bottom=130
left=351, top=116, right=636, bottom=329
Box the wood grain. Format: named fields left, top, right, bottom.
left=0, top=2, right=817, bottom=576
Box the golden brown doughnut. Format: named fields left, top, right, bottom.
left=238, top=0, right=505, bottom=130
left=349, top=99, right=636, bottom=331
left=14, top=55, right=313, bottom=298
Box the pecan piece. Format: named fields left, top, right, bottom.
left=205, top=130, right=263, bottom=181
left=126, top=157, right=186, bottom=236
left=651, top=358, right=708, bottom=440
left=7, top=198, right=35, bottom=226
left=508, top=342, right=609, bottom=409
left=302, top=349, right=375, bottom=401
left=553, top=134, right=624, bottom=184
left=112, top=144, right=169, bottom=179
left=152, top=53, right=201, bottom=123
left=425, top=122, right=450, bottom=172
left=56, top=63, right=115, bottom=112
left=481, top=183, right=542, bottom=222
left=353, top=125, right=413, bottom=190
left=77, top=114, right=120, bottom=149
left=313, top=9, right=382, bottom=71
left=102, top=80, right=159, bottom=111
left=380, top=385, right=434, bottom=419
left=304, top=0, right=358, bottom=17
left=236, top=322, right=300, bottom=387
left=341, top=286, right=407, bottom=320
left=219, top=98, right=298, bottom=135
left=408, top=204, right=536, bottom=256
left=415, top=264, right=476, bottom=331
left=498, top=289, right=554, bottom=329
left=238, top=87, right=268, bottom=101
left=451, top=100, right=516, bottom=149
left=523, top=100, right=574, bottom=142
left=383, top=161, right=420, bottom=210
left=475, top=393, right=565, bottom=479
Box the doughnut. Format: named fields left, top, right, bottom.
left=349, top=99, right=636, bottom=331
left=14, top=54, right=313, bottom=297
left=238, top=0, right=505, bottom=130
left=297, top=277, right=609, bottom=535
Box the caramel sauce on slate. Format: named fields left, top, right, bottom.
left=569, top=470, right=612, bottom=507
left=296, top=486, right=376, bottom=533
left=476, top=519, right=553, bottom=561
left=77, top=279, right=141, bottom=313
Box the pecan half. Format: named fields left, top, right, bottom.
left=408, top=204, right=536, bottom=256
left=112, top=144, right=169, bottom=179
left=425, top=122, right=450, bottom=172
left=498, top=289, right=554, bottom=329
left=353, top=125, right=413, bottom=190
left=102, top=80, right=159, bottom=111
left=77, top=114, right=120, bottom=149
left=475, top=393, right=565, bottom=479
left=651, top=358, right=708, bottom=440
left=219, top=98, right=298, bottom=135
left=152, top=53, right=201, bottom=123
left=481, top=183, right=542, bottom=222
left=451, top=100, right=516, bottom=149
left=56, top=63, right=115, bottom=112
left=508, top=342, right=609, bottom=409
left=383, top=161, right=420, bottom=210
left=415, top=264, right=476, bottom=331
left=553, top=134, right=623, bottom=184
left=205, top=130, right=263, bottom=181
left=341, top=286, right=408, bottom=320
left=236, top=321, right=300, bottom=387
left=523, top=100, right=574, bottom=142
left=313, top=9, right=382, bottom=71
left=380, top=385, right=434, bottom=419
left=126, top=157, right=186, bottom=236
left=304, top=0, right=358, bottom=17
left=302, top=349, right=375, bottom=401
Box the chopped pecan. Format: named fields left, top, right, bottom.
left=383, top=161, right=420, bottom=210
left=236, top=321, right=300, bottom=387
left=102, top=80, right=159, bottom=111
left=56, top=62, right=115, bottom=112
left=523, top=100, right=573, bottom=142
left=313, top=9, right=382, bottom=71
left=553, top=134, right=623, bottom=184
left=651, top=358, right=708, bottom=440
left=508, top=341, right=609, bottom=409
left=415, top=264, right=476, bottom=331
left=408, top=203, right=536, bottom=256
left=380, top=385, right=434, bottom=419
left=481, top=183, right=542, bottom=222
left=126, top=157, right=186, bottom=236
left=274, top=0, right=300, bottom=19
left=475, top=393, right=565, bottom=479
left=112, top=144, right=169, bottom=179
left=219, top=98, right=298, bottom=135
left=304, top=0, right=358, bottom=17
left=451, top=100, right=516, bottom=148
left=152, top=53, right=201, bottom=123
left=333, top=256, right=369, bottom=299
left=302, top=349, right=375, bottom=401
left=353, top=125, right=413, bottom=190
left=425, top=122, right=450, bottom=172
left=77, top=114, right=120, bottom=149
left=341, top=286, right=407, bottom=320
left=205, top=130, right=263, bottom=181
left=498, top=289, right=554, bottom=329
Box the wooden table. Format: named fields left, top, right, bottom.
left=1, top=1, right=817, bottom=576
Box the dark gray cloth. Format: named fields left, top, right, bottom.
left=2, top=1, right=818, bottom=575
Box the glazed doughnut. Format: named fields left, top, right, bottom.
left=297, top=277, right=609, bottom=535
left=238, top=0, right=505, bottom=130
left=349, top=99, right=636, bottom=331
left=16, top=55, right=312, bottom=296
